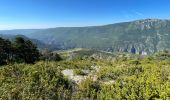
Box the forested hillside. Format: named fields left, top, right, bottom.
left=1, top=19, right=170, bottom=53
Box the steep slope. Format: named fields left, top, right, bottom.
left=1, top=19, right=170, bottom=53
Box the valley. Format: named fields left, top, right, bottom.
left=1, top=19, right=170, bottom=54
left=1, top=19, right=170, bottom=99
left=1, top=0, right=170, bottom=99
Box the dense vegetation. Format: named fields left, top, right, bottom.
left=0, top=34, right=58, bottom=50
left=0, top=37, right=63, bottom=65
left=0, top=49, right=170, bottom=99
left=0, top=37, right=39, bottom=65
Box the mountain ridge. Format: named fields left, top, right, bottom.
left=1, top=19, right=170, bottom=53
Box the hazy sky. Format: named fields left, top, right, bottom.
left=0, top=0, right=170, bottom=29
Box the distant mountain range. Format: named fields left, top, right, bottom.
left=1, top=19, right=170, bottom=53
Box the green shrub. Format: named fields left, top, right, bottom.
left=73, top=69, right=87, bottom=76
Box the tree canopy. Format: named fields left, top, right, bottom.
left=0, top=37, right=39, bottom=65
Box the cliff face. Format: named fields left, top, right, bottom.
left=110, top=19, right=170, bottom=54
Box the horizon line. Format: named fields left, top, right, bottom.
left=0, top=18, right=169, bottom=30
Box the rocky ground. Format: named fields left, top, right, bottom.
left=61, top=65, right=115, bottom=85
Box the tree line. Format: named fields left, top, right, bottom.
left=0, top=37, right=40, bottom=65
left=0, top=36, right=63, bottom=65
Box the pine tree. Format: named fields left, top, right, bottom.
left=13, top=37, right=40, bottom=63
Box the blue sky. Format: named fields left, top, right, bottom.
left=0, top=0, right=170, bottom=29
